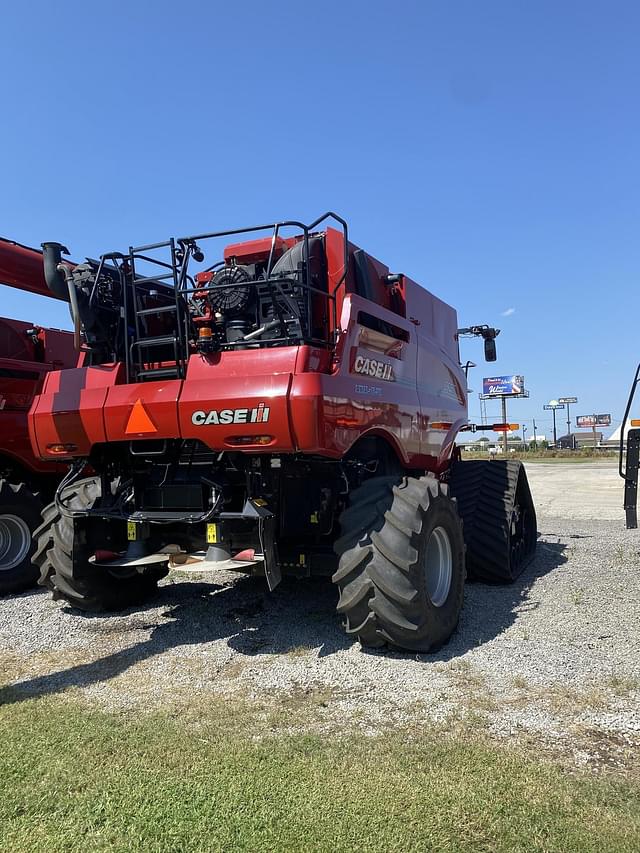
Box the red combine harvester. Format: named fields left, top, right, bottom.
left=0, top=238, right=75, bottom=593
left=31, top=214, right=536, bottom=651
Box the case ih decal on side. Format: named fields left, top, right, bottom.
left=352, top=353, right=396, bottom=382
left=191, top=402, right=270, bottom=426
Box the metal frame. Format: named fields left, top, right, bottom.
left=624, top=429, right=639, bottom=529
left=97, top=213, right=349, bottom=382
left=619, top=363, right=640, bottom=528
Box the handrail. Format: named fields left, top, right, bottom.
left=619, top=362, right=640, bottom=480
left=101, top=214, right=350, bottom=377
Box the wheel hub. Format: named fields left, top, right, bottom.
left=0, top=514, right=31, bottom=571
left=423, top=525, right=452, bottom=607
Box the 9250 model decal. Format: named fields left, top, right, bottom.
left=353, top=355, right=395, bottom=382
left=192, top=402, right=270, bottom=426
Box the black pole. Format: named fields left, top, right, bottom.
left=501, top=396, right=508, bottom=454
left=552, top=409, right=557, bottom=447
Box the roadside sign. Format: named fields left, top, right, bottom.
left=558, top=396, right=578, bottom=404
left=576, top=414, right=611, bottom=428
left=482, top=375, right=525, bottom=396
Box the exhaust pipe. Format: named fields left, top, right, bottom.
left=42, top=241, right=82, bottom=348
left=41, top=241, right=71, bottom=302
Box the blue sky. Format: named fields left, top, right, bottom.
left=1, top=0, right=638, bottom=438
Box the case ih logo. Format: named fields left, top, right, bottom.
left=353, top=355, right=395, bottom=382
left=192, top=402, right=270, bottom=426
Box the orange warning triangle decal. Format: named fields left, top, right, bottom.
left=125, top=399, right=157, bottom=434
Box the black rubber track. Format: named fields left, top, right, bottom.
left=333, top=475, right=401, bottom=648
left=448, top=459, right=537, bottom=583
left=0, top=480, right=42, bottom=595
left=36, top=477, right=166, bottom=612
left=368, top=476, right=465, bottom=653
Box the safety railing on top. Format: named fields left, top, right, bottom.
left=93, top=213, right=349, bottom=383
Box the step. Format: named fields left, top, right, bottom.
left=131, top=335, right=178, bottom=348
left=137, top=305, right=178, bottom=316
left=127, top=509, right=206, bottom=522
left=136, top=367, right=181, bottom=380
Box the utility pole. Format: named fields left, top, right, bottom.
left=558, top=396, right=578, bottom=450
left=501, top=396, right=508, bottom=454
left=533, top=418, right=538, bottom=446
left=543, top=400, right=565, bottom=448
left=522, top=423, right=527, bottom=449
left=478, top=392, right=487, bottom=425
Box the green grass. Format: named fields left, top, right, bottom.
left=1, top=698, right=639, bottom=852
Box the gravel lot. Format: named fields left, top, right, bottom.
left=1, top=461, right=639, bottom=769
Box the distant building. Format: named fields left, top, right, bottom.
left=557, top=432, right=602, bottom=449
left=526, top=434, right=546, bottom=446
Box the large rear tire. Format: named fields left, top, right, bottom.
left=35, top=477, right=166, bottom=612
left=449, top=459, right=537, bottom=583
left=334, top=474, right=465, bottom=653
left=0, top=480, right=42, bottom=595
left=333, top=475, right=401, bottom=648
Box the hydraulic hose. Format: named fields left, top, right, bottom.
left=57, top=263, right=82, bottom=350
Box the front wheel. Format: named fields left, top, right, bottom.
left=0, top=480, right=43, bottom=595
left=35, top=477, right=166, bottom=612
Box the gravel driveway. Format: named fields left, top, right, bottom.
left=1, top=462, right=639, bottom=770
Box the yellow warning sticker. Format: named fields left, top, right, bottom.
left=207, top=523, right=219, bottom=544
left=127, top=521, right=137, bottom=541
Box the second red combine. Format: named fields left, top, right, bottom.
left=31, top=214, right=536, bottom=652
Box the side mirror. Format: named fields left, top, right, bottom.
left=484, top=337, right=497, bottom=362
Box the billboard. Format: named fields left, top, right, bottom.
left=482, top=375, right=525, bottom=397
left=576, top=414, right=611, bottom=428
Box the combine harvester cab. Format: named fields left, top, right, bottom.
left=30, top=214, right=536, bottom=651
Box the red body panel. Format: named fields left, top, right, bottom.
left=28, top=226, right=468, bottom=475
left=0, top=318, right=77, bottom=475
left=30, top=298, right=466, bottom=476
left=0, top=238, right=79, bottom=477
left=30, top=365, right=121, bottom=458
left=106, top=379, right=182, bottom=442
left=179, top=351, right=296, bottom=450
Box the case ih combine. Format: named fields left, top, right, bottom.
left=0, top=238, right=75, bottom=593
left=30, top=214, right=536, bottom=652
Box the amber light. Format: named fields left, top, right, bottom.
left=46, top=443, right=77, bottom=455
left=336, top=417, right=360, bottom=428
left=631, top=419, right=640, bottom=427
left=226, top=435, right=274, bottom=446
left=198, top=326, right=213, bottom=339
left=492, top=423, right=519, bottom=433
